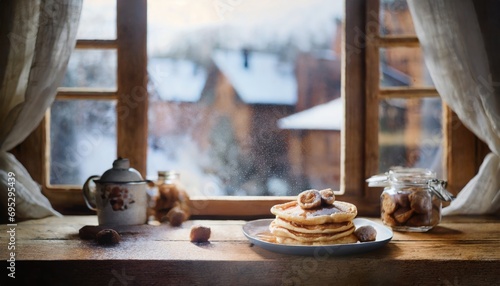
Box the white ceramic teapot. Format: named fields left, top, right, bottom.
left=83, top=158, right=150, bottom=226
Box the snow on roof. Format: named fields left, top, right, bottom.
left=212, top=50, right=297, bottom=105
left=277, top=97, right=343, bottom=130
left=381, top=64, right=412, bottom=87
left=148, top=58, right=207, bottom=102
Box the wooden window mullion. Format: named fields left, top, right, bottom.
left=116, top=0, right=148, bottom=177
left=364, top=0, right=380, bottom=184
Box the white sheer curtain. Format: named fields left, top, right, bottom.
left=408, top=0, right=500, bottom=215
left=0, top=0, right=82, bottom=221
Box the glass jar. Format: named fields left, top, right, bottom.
left=153, top=171, right=190, bottom=224
left=368, top=168, right=453, bottom=232
left=154, top=171, right=179, bottom=214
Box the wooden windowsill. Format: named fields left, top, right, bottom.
left=1, top=215, right=499, bottom=285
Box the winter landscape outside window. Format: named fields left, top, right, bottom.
left=50, top=0, right=443, bottom=197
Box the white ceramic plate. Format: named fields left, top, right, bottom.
left=242, top=218, right=393, bottom=256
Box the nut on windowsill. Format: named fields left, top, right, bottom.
left=190, top=225, right=211, bottom=243
left=96, top=229, right=121, bottom=245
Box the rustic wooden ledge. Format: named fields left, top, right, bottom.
left=1, top=215, right=499, bottom=285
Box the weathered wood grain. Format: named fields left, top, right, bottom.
left=13, top=259, right=500, bottom=286
left=1, top=215, right=499, bottom=285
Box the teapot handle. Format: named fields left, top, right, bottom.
left=83, top=175, right=100, bottom=211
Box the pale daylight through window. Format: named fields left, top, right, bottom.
left=377, top=0, right=444, bottom=178
left=48, top=0, right=445, bottom=197
left=147, top=0, right=344, bottom=196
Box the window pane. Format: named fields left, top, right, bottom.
left=50, top=100, right=117, bottom=185
left=378, top=98, right=444, bottom=178
left=380, top=47, right=433, bottom=87
left=147, top=0, right=344, bottom=196
left=77, top=0, right=116, bottom=39
left=61, top=49, right=117, bottom=89
left=379, top=0, right=415, bottom=35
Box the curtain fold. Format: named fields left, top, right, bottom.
left=408, top=0, right=500, bottom=215
left=0, top=0, right=82, bottom=222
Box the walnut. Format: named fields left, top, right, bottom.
left=382, top=211, right=398, bottom=226
left=96, top=229, right=120, bottom=245
left=409, top=190, right=432, bottom=214
left=355, top=225, right=377, bottom=242
left=393, top=207, right=414, bottom=224
left=190, top=225, right=211, bottom=243
left=394, top=192, right=410, bottom=208
left=155, top=184, right=180, bottom=212
left=381, top=192, right=397, bottom=214
left=406, top=213, right=431, bottom=227
left=167, top=205, right=187, bottom=227
left=154, top=183, right=191, bottom=226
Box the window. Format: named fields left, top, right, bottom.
left=367, top=0, right=442, bottom=175
left=147, top=0, right=344, bottom=198
left=364, top=0, right=488, bottom=198
left=50, top=0, right=120, bottom=187
left=12, top=0, right=486, bottom=216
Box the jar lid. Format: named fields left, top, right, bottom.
left=389, top=167, right=436, bottom=185
left=97, top=158, right=144, bottom=183
left=367, top=167, right=454, bottom=201
left=158, top=170, right=180, bottom=179
left=366, top=167, right=434, bottom=187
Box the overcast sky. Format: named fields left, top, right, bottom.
left=148, top=0, right=344, bottom=55
left=76, top=0, right=344, bottom=56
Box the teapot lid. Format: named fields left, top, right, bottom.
left=98, top=158, right=144, bottom=183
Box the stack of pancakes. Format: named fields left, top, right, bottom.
left=269, top=189, right=358, bottom=245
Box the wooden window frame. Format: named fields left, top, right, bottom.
left=363, top=0, right=489, bottom=199
left=10, top=0, right=487, bottom=217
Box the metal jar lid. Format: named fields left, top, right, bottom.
left=367, top=167, right=455, bottom=202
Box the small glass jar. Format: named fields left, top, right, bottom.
left=368, top=168, right=452, bottom=232
left=147, top=171, right=183, bottom=223
left=155, top=171, right=181, bottom=208
left=153, top=171, right=190, bottom=223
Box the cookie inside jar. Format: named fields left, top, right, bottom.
left=381, top=187, right=441, bottom=232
